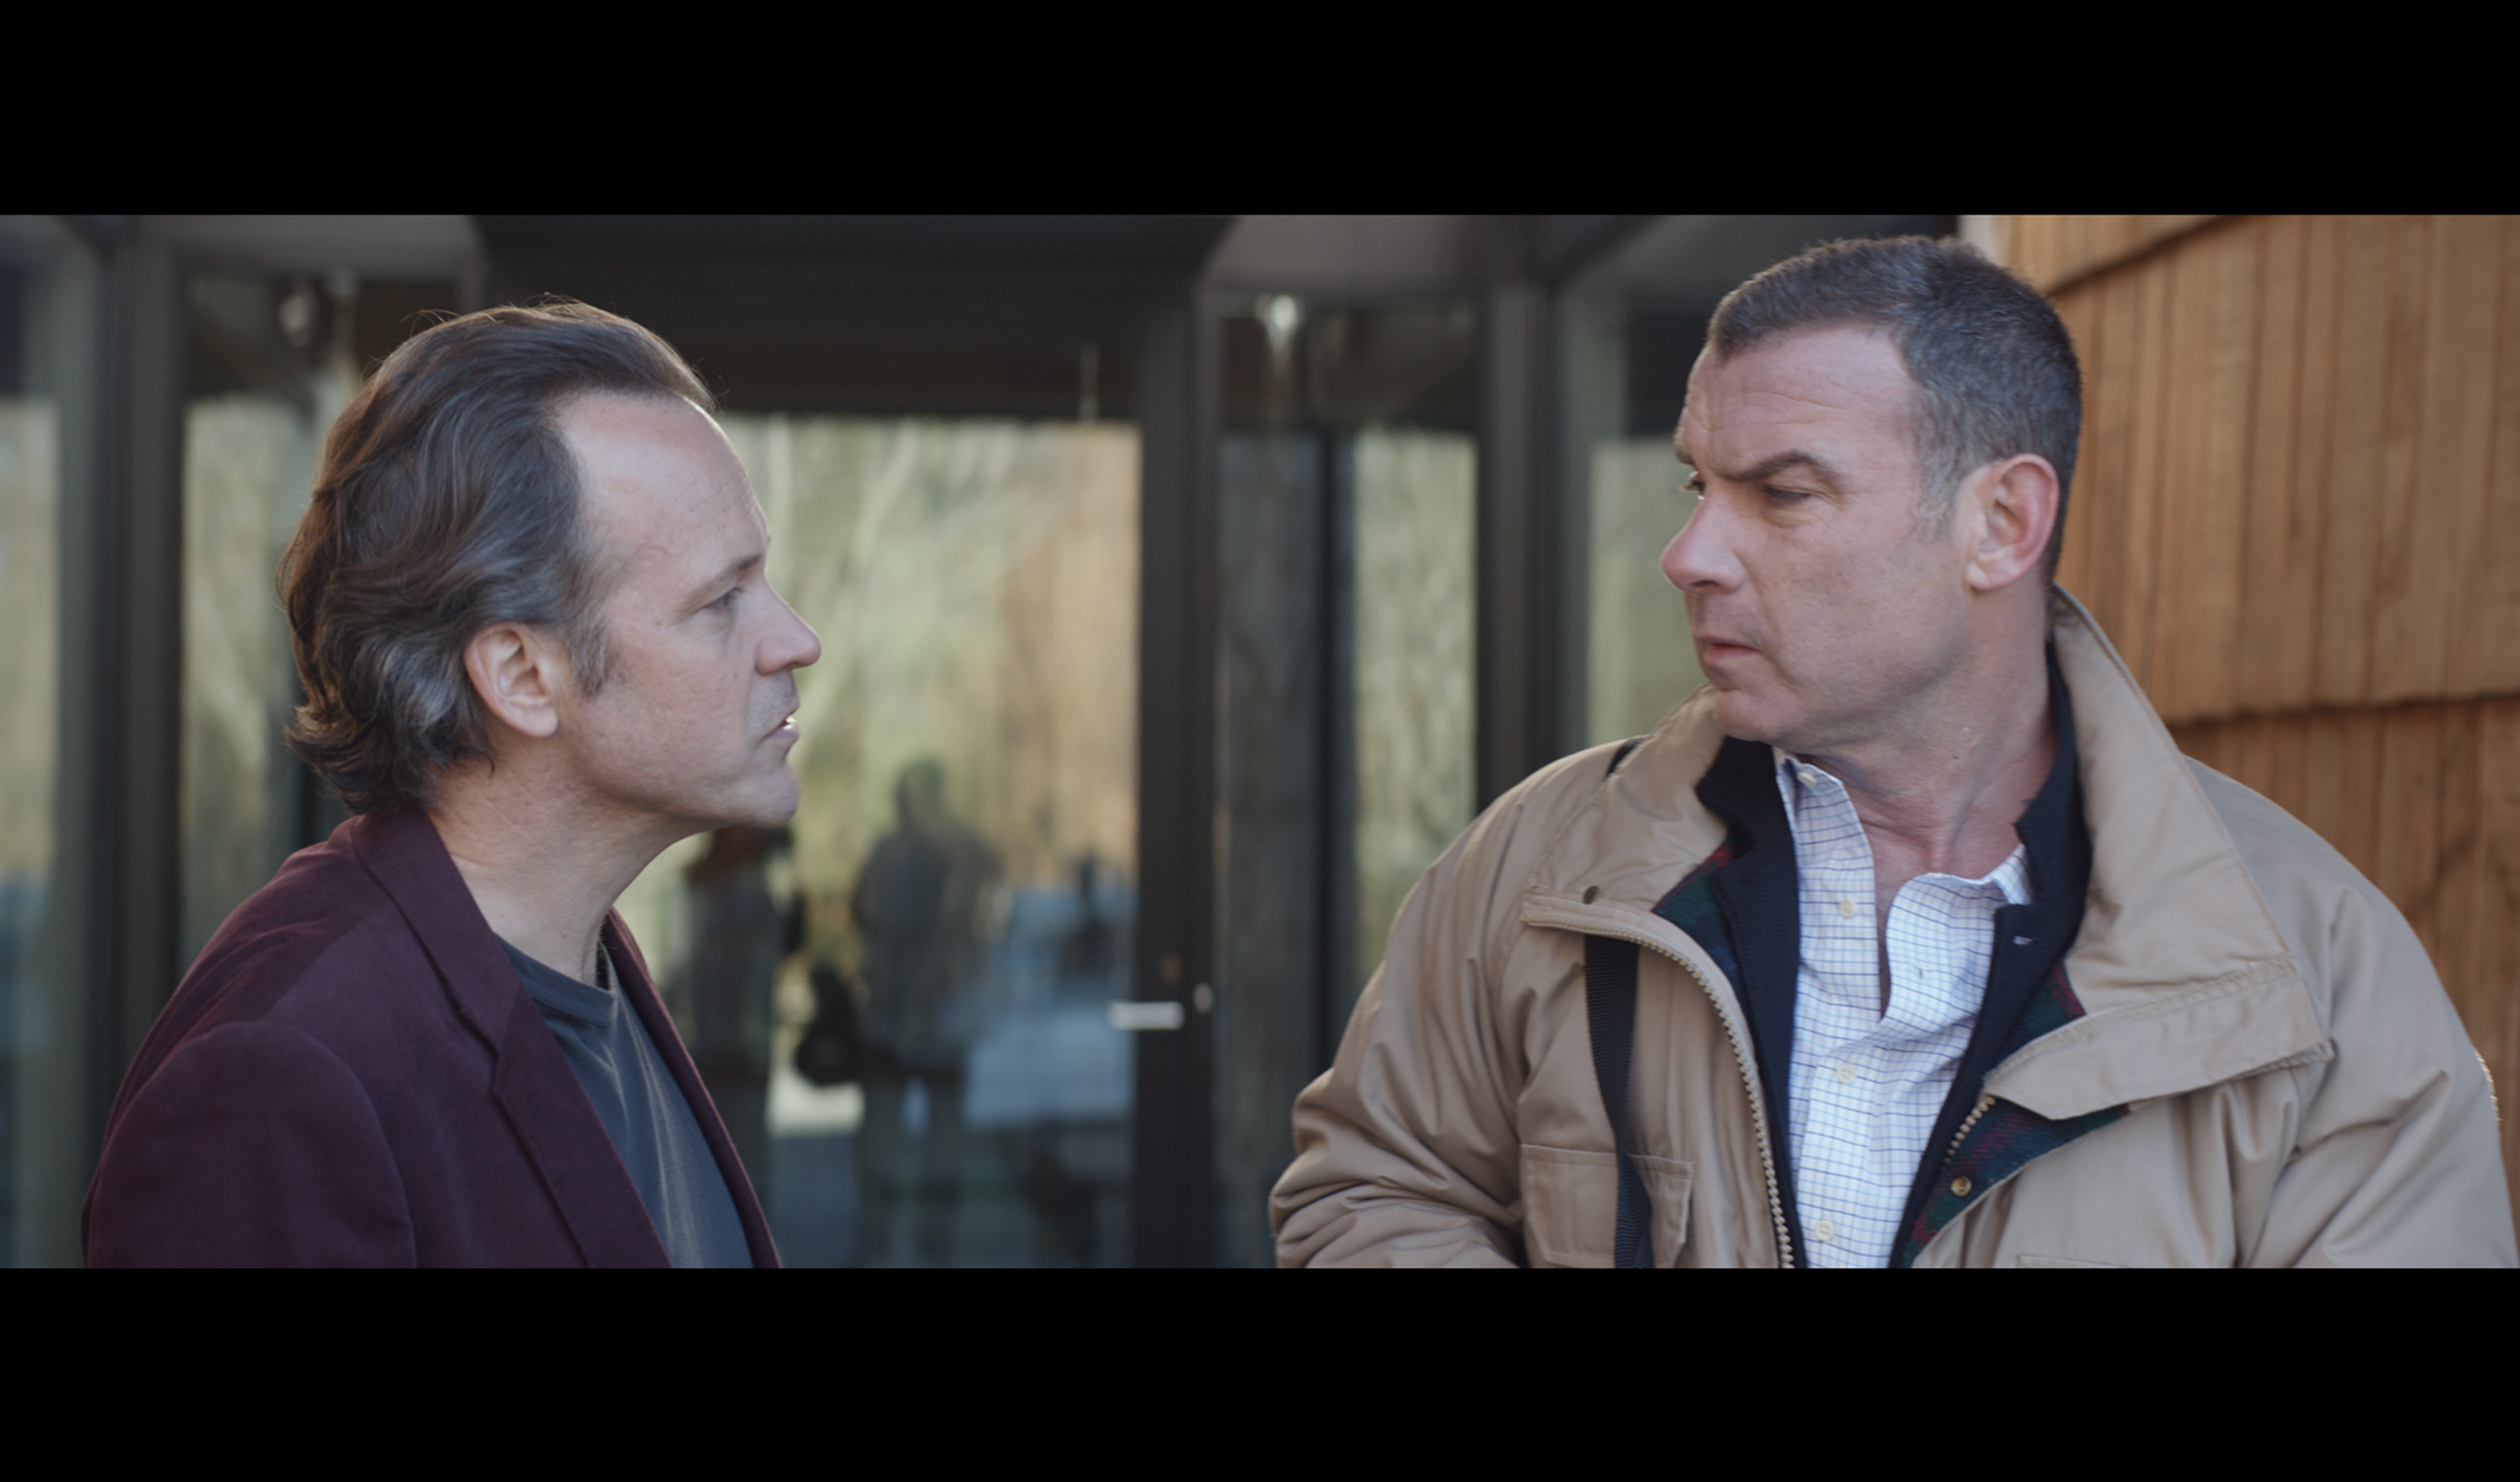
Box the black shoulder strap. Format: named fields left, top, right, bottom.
left=1585, top=737, right=1653, bottom=1269
left=1585, top=937, right=1653, bottom=1269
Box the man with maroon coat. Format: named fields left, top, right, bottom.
left=86, top=302, right=822, bottom=1267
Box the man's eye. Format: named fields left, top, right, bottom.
left=705, top=588, right=739, bottom=612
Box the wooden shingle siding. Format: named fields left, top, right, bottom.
left=2002, top=213, right=2520, bottom=1226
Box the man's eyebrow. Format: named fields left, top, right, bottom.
left=687, top=547, right=765, bottom=604
left=1679, top=448, right=1846, bottom=487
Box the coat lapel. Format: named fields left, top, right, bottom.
left=349, top=808, right=672, bottom=1268
left=2031, top=596, right=2328, bottom=1112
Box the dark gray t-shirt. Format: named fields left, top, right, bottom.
left=499, top=938, right=753, bottom=1269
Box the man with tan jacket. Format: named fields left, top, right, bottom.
left=1273, top=238, right=2515, bottom=1268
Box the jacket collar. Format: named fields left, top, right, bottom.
left=1990, top=591, right=2325, bottom=1116
left=1528, top=589, right=2325, bottom=1118
left=343, top=807, right=680, bottom=1268
left=344, top=807, right=537, bottom=1050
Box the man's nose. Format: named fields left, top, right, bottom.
left=763, top=589, right=823, bottom=673
left=1661, top=495, right=1741, bottom=593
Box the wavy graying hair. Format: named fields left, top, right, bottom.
left=1706, top=236, right=2081, bottom=574
left=280, top=299, right=713, bottom=813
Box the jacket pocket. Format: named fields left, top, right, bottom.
left=1520, top=1143, right=1694, bottom=1268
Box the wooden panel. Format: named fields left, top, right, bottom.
left=2023, top=214, right=2520, bottom=720
left=2151, top=224, right=2254, bottom=722
left=2262, top=703, right=2309, bottom=828
left=2292, top=217, right=2350, bottom=714
left=2376, top=703, right=2444, bottom=950
left=2486, top=219, right=2520, bottom=697
left=2112, top=252, right=2175, bottom=693
left=2175, top=715, right=2226, bottom=776
left=2146, top=236, right=2207, bottom=714
left=2313, top=216, right=2389, bottom=706
left=2004, top=214, right=2223, bottom=294
left=2238, top=215, right=2315, bottom=715
left=2367, top=216, right=2435, bottom=705
left=2052, top=285, right=2104, bottom=602
left=2297, top=707, right=2375, bottom=888
left=2202, top=227, right=2257, bottom=713
left=2061, top=267, right=2143, bottom=640
left=2239, top=708, right=2276, bottom=801
left=2173, top=701, right=2501, bottom=1015
left=2415, top=216, right=2499, bottom=703
left=2009, top=215, right=2519, bottom=1218
left=2435, top=701, right=2485, bottom=1020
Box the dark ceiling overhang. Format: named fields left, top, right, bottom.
left=472, top=214, right=1236, bottom=276
left=468, top=214, right=1238, bottom=418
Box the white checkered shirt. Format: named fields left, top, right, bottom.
left=1776, top=755, right=2030, bottom=1269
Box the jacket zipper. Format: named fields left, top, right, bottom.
left=1946, top=1094, right=1993, bottom=1164
left=1575, top=917, right=1796, bottom=1270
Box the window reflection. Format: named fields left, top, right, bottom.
left=1214, top=297, right=1476, bottom=1267
left=2, top=216, right=102, bottom=1267
left=1, top=228, right=64, bottom=1265
left=622, top=416, right=1139, bottom=1267
left=180, top=271, right=449, bottom=964
left=1349, top=429, right=1473, bottom=998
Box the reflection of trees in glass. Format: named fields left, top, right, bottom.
left=694, top=418, right=1138, bottom=979
left=0, top=400, right=57, bottom=887
left=1350, top=429, right=1474, bottom=991
left=181, top=394, right=330, bottom=962
left=1588, top=439, right=1705, bottom=747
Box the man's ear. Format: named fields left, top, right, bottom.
left=462, top=623, right=566, bottom=741
left=1962, top=453, right=2059, bottom=594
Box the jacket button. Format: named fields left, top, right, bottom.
left=1949, top=1176, right=1973, bottom=1197
left=1582, top=885, right=1600, bottom=903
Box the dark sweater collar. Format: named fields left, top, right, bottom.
left=2012, top=647, right=2087, bottom=912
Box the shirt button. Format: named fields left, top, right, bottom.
left=1813, top=1219, right=1836, bottom=1243
left=1835, top=1062, right=1856, bottom=1084
left=1949, top=1176, right=1973, bottom=1197
left=1798, top=768, right=1821, bottom=787
left=1837, top=898, right=1856, bottom=918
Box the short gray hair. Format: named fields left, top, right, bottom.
left=279, top=300, right=714, bottom=813
left=1707, top=236, right=2081, bottom=572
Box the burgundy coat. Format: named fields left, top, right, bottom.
left=84, top=808, right=779, bottom=1268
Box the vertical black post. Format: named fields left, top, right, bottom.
left=1131, top=290, right=1218, bottom=1265
left=1475, top=268, right=1557, bottom=808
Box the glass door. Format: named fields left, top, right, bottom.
left=617, top=413, right=1142, bottom=1268
left=1209, top=294, right=1479, bottom=1265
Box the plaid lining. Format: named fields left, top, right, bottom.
left=1891, top=963, right=2128, bottom=1268
left=1652, top=847, right=1738, bottom=988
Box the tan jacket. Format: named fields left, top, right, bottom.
left=1274, top=595, right=2516, bottom=1267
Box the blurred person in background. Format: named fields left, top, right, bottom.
left=852, top=756, right=998, bottom=1265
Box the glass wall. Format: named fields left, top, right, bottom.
left=180, top=270, right=453, bottom=963
left=1212, top=294, right=1476, bottom=1265
left=1, top=216, right=101, bottom=1267
left=616, top=414, right=1141, bottom=1267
